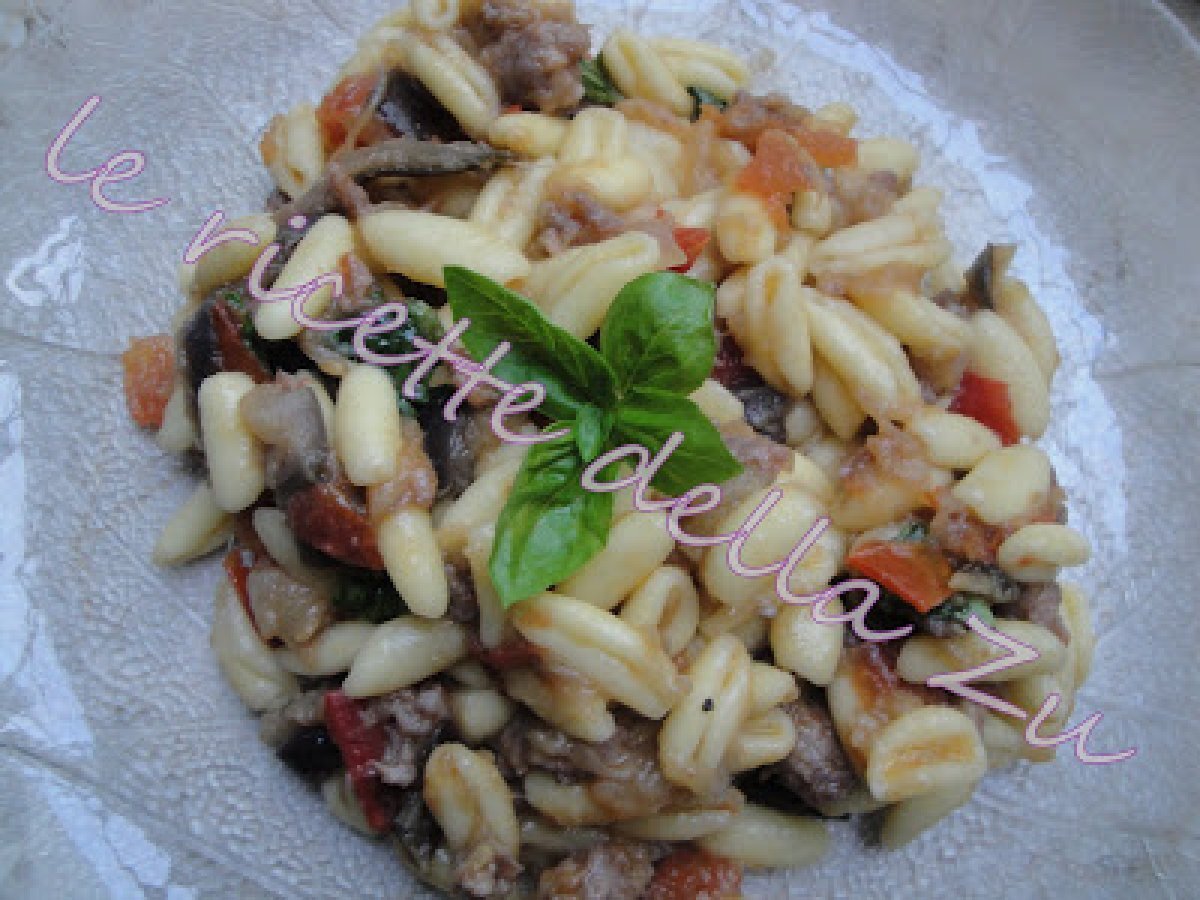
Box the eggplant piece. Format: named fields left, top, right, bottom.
left=963, top=242, right=1017, bottom=310
left=733, top=383, right=790, bottom=445
left=239, top=380, right=336, bottom=495
left=276, top=137, right=509, bottom=222
left=377, top=70, right=468, bottom=142
left=278, top=725, right=343, bottom=777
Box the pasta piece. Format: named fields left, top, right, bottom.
left=880, top=780, right=976, bottom=849
left=211, top=577, right=297, bottom=711
left=450, top=688, right=516, bottom=743
left=378, top=507, right=449, bottom=618
left=895, top=620, right=1068, bottom=684
left=784, top=399, right=822, bottom=447
left=688, top=379, right=745, bottom=426
left=967, top=310, right=1051, bottom=438
left=333, top=364, right=402, bottom=487
left=778, top=232, right=816, bottom=280
left=620, top=565, right=701, bottom=657
left=252, top=507, right=330, bottom=587
left=810, top=209, right=950, bottom=278
left=661, top=188, right=722, bottom=230
left=716, top=192, right=779, bottom=265
left=856, top=137, right=919, bottom=182
left=425, top=744, right=520, bottom=869
left=153, top=482, right=234, bottom=566
left=996, top=277, right=1060, bottom=385
left=615, top=806, right=736, bottom=841
left=394, top=29, right=500, bottom=138
left=627, top=121, right=687, bottom=201
left=522, top=231, right=660, bottom=339
left=410, top=0, right=477, bottom=30
left=805, top=289, right=921, bottom=420
left=277, top=622, right=375, bottom=677
left=469, top=158, right=555, bottom=251
left=553, top=107, right=654, bottom=210
left=156, top=382, right=197, bottom=454
left=601, top=29, right=692, bottom=116
left=792, top=188, right=834, bottom=237
left=186, top=213, right=277, bottom=298
left=833, top=462, right=952, bottom=533
left=848, top=286, right=971, bottom=362
left=778, top=450, right=836, bottom=505
left=996, top=523, right=1091, bottom=582
left=359, top=209, right=531, bottom=287
left=559, top=511, right=674, bottom=611
left=504, top=667, right=616, bottom=744
left=466, top=525, right=506, bottom=650
left=649, top=37, right=750, bottom=99
left=487, top=112, right=569, bottom=158
left=342, top=617, right=468, bottom=698
left=951, top=445, right=1053, bottom=526
left=810, top=101, right=858, bottom=135
left=198, top=372, right=265, bottom=513
left=701, top=485, right=845, bottom=609
left=770, top=600, right=844, bottom=687
left=716, top=258, right=813, bottom=397
left=261, top=104, right=324, bottom=199
left=435, top=447, right=526, bottom=555
left=746, top=663, right=799, bottom=717
left=810, top=356, right=867, bottom=441
left=659, top=635, right=751, bottom=794
left=996, top=670, right=1074, bottom=759
left=524, top=773, right=608, bottom=827
left=448, top=660, right=495, bottom=690
left=904, top=406, right=1001, bottom=471
left=511, top=593, right=683, bottom=719
left=255, top=214, right=354, bottom=340
left=697, top=804, right=829, bottom=868
left=728, top=707, right=798, bottom=772
left=322, top=773, right=374, bottom=835
left=865, top=706, right=987, bottom=802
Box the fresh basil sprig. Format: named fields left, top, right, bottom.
left=581, top=57, right=623, bottom=106
left=446, top=268, right=741, bottom=607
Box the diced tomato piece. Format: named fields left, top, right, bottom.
left=735, top=129, right=813, bottom=226
left=787, top=126, right=858, bottom=168
left=317, top=73, right=391, bottom=152
left=949, top=370, right=1021, bottom=446
left=285, top=482, right=386, bottom=570
left=211, top=302, right=270, bottom=384
left=473, top=636, right=542, bottom=671
left=847, top=539, right=954, bottom=614
left=646, top=848, right=742, bottom=900
left=670, top=227, right=711, bottom=273
left=323, top=690, right=393, bottom=833
left=222, top=548, right=259, bottom=629
left=122, top=335, right=176, bottom=429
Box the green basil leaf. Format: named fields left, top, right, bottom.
left=573, top=406, right=613, bottom=463
left=688, top=85, right=729, bottom=120
left=599, top=273, right=717, bottom=396
left=613, top=387, right=742, bottom=498
left=445, top=266, right=618, bottom=419
left=581, top=57, right=623, bottom=106
left=928, top=593, right=996, bottom=629
left=490, top=433, right=614, bottom=608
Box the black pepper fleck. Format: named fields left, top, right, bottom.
left=702, top=698, right=715, bottom=712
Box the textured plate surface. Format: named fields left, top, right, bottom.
left=0, top=1, right=1198, bottom=897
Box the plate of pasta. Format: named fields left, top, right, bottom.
left=1, top=1, right=1198, bottom=898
